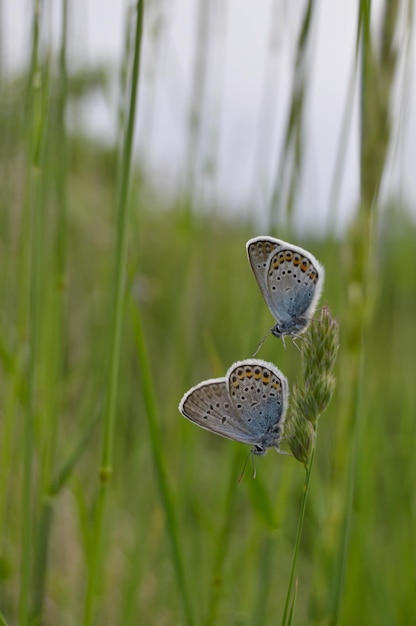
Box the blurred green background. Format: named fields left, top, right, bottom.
left=0, top=1, right=416, bottom=625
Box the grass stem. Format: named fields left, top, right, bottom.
left=19, top=0, right=46, bottom=622
left=131, top=300, right=195, bottom=626
left=82, top=2, right=144, bottom=624
left=281, top=445, right=315, bottom=626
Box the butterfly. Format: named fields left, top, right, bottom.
left=246, top=236, right=325, bottom=338
left=179, top=359, right=288, bottom=455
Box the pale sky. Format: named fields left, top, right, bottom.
left=2, top=0, right=415, bottom=234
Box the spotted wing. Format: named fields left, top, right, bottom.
left=266, top=245, right=324, bottom=327
left=246, top=236, right=284, bottom=320
left=179, top=377, right=260, bottom=445
left=226, top=359, right=288, bottom=448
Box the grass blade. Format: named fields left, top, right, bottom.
left=281, top=449, right=315, bottom=626
left=130, top=299, right=195, bottom=626
left=82, top=2, right=144, bottom=624
left=19, top=0, right=47, bottom=621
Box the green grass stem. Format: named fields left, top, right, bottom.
left=31, top=2, right=69, bottom=619
left=205, top=451, right=241, bottom=626
left=269, top=0, right=314, bottom=227
left=186, top=0, right=211, bottom=209
left=82, top=2, right=144, bottom=625
left=130, top=299, right=195, bottom=626
left=281, top=446, right=315, bottom=626
left=328, top=2, right=400, bottom=621
left=0, top=610, right=9, bottom=626
left=287, top=578, right=298, bottom=626
left=19, top=1, right=47, bottom=622
left=330, top=352, right=363, bottom=624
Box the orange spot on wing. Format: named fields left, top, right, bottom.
left=300, top=258, right=309, bottom=272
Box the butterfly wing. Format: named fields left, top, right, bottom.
left=179, top=377, right=260, bottom=445
left=247, top=236, right=324, bottom=332
left=226, top=359, right=288, bottom=449
left=266, top=244, right=325, bottom=328
left=246, top=236, right=284, bottom=320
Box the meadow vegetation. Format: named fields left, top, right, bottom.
left=0, top=1, right=415, bottom=625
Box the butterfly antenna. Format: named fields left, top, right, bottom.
left=252, top=331, right=268, bottom=357
left=238, top=450, right=252, bottom=483
left=251, top=452, right=257, bottom=479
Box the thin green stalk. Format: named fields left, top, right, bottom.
left=330, top=348, right=364, bottom=623
left=330, top=0, right=399, bottom=619
left=32, top=408, right=101, bottom=621
left=55, top=0, right=69, bottom=280
left=286, top=579, right=298, bottom=626
left=0, top=610, right=9, bottom=626
left=101, top=0, right=143, bottom=474
left=327, top=11, right=361, bottom=232
left=205, top=451, right=241, bottom=626
left=49, top=408, right=102, bottom=497
left=281, top=445, right=316, bottom=626
left=269, top=0, right=315, bottom=229
left=185, top=0, right=211, bottom=211
left=250, top=535, right=273, bottom=626
left=250, top=0, right=283, bottom=212
left=117, top=2, right=134, bottom=166
left=130, top=300, right=195, bottom=626
left=32, top=1, right=69, bottom=619
left=82, top=3, right=144, bottom=625
left=0, top=350, right=21, bottom=559
left=20, top=0, right=46, bottom=622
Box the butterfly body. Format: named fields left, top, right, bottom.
left=246, top=236, right=325, bottom=338
left=179, top=359, right=288, bottom=455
